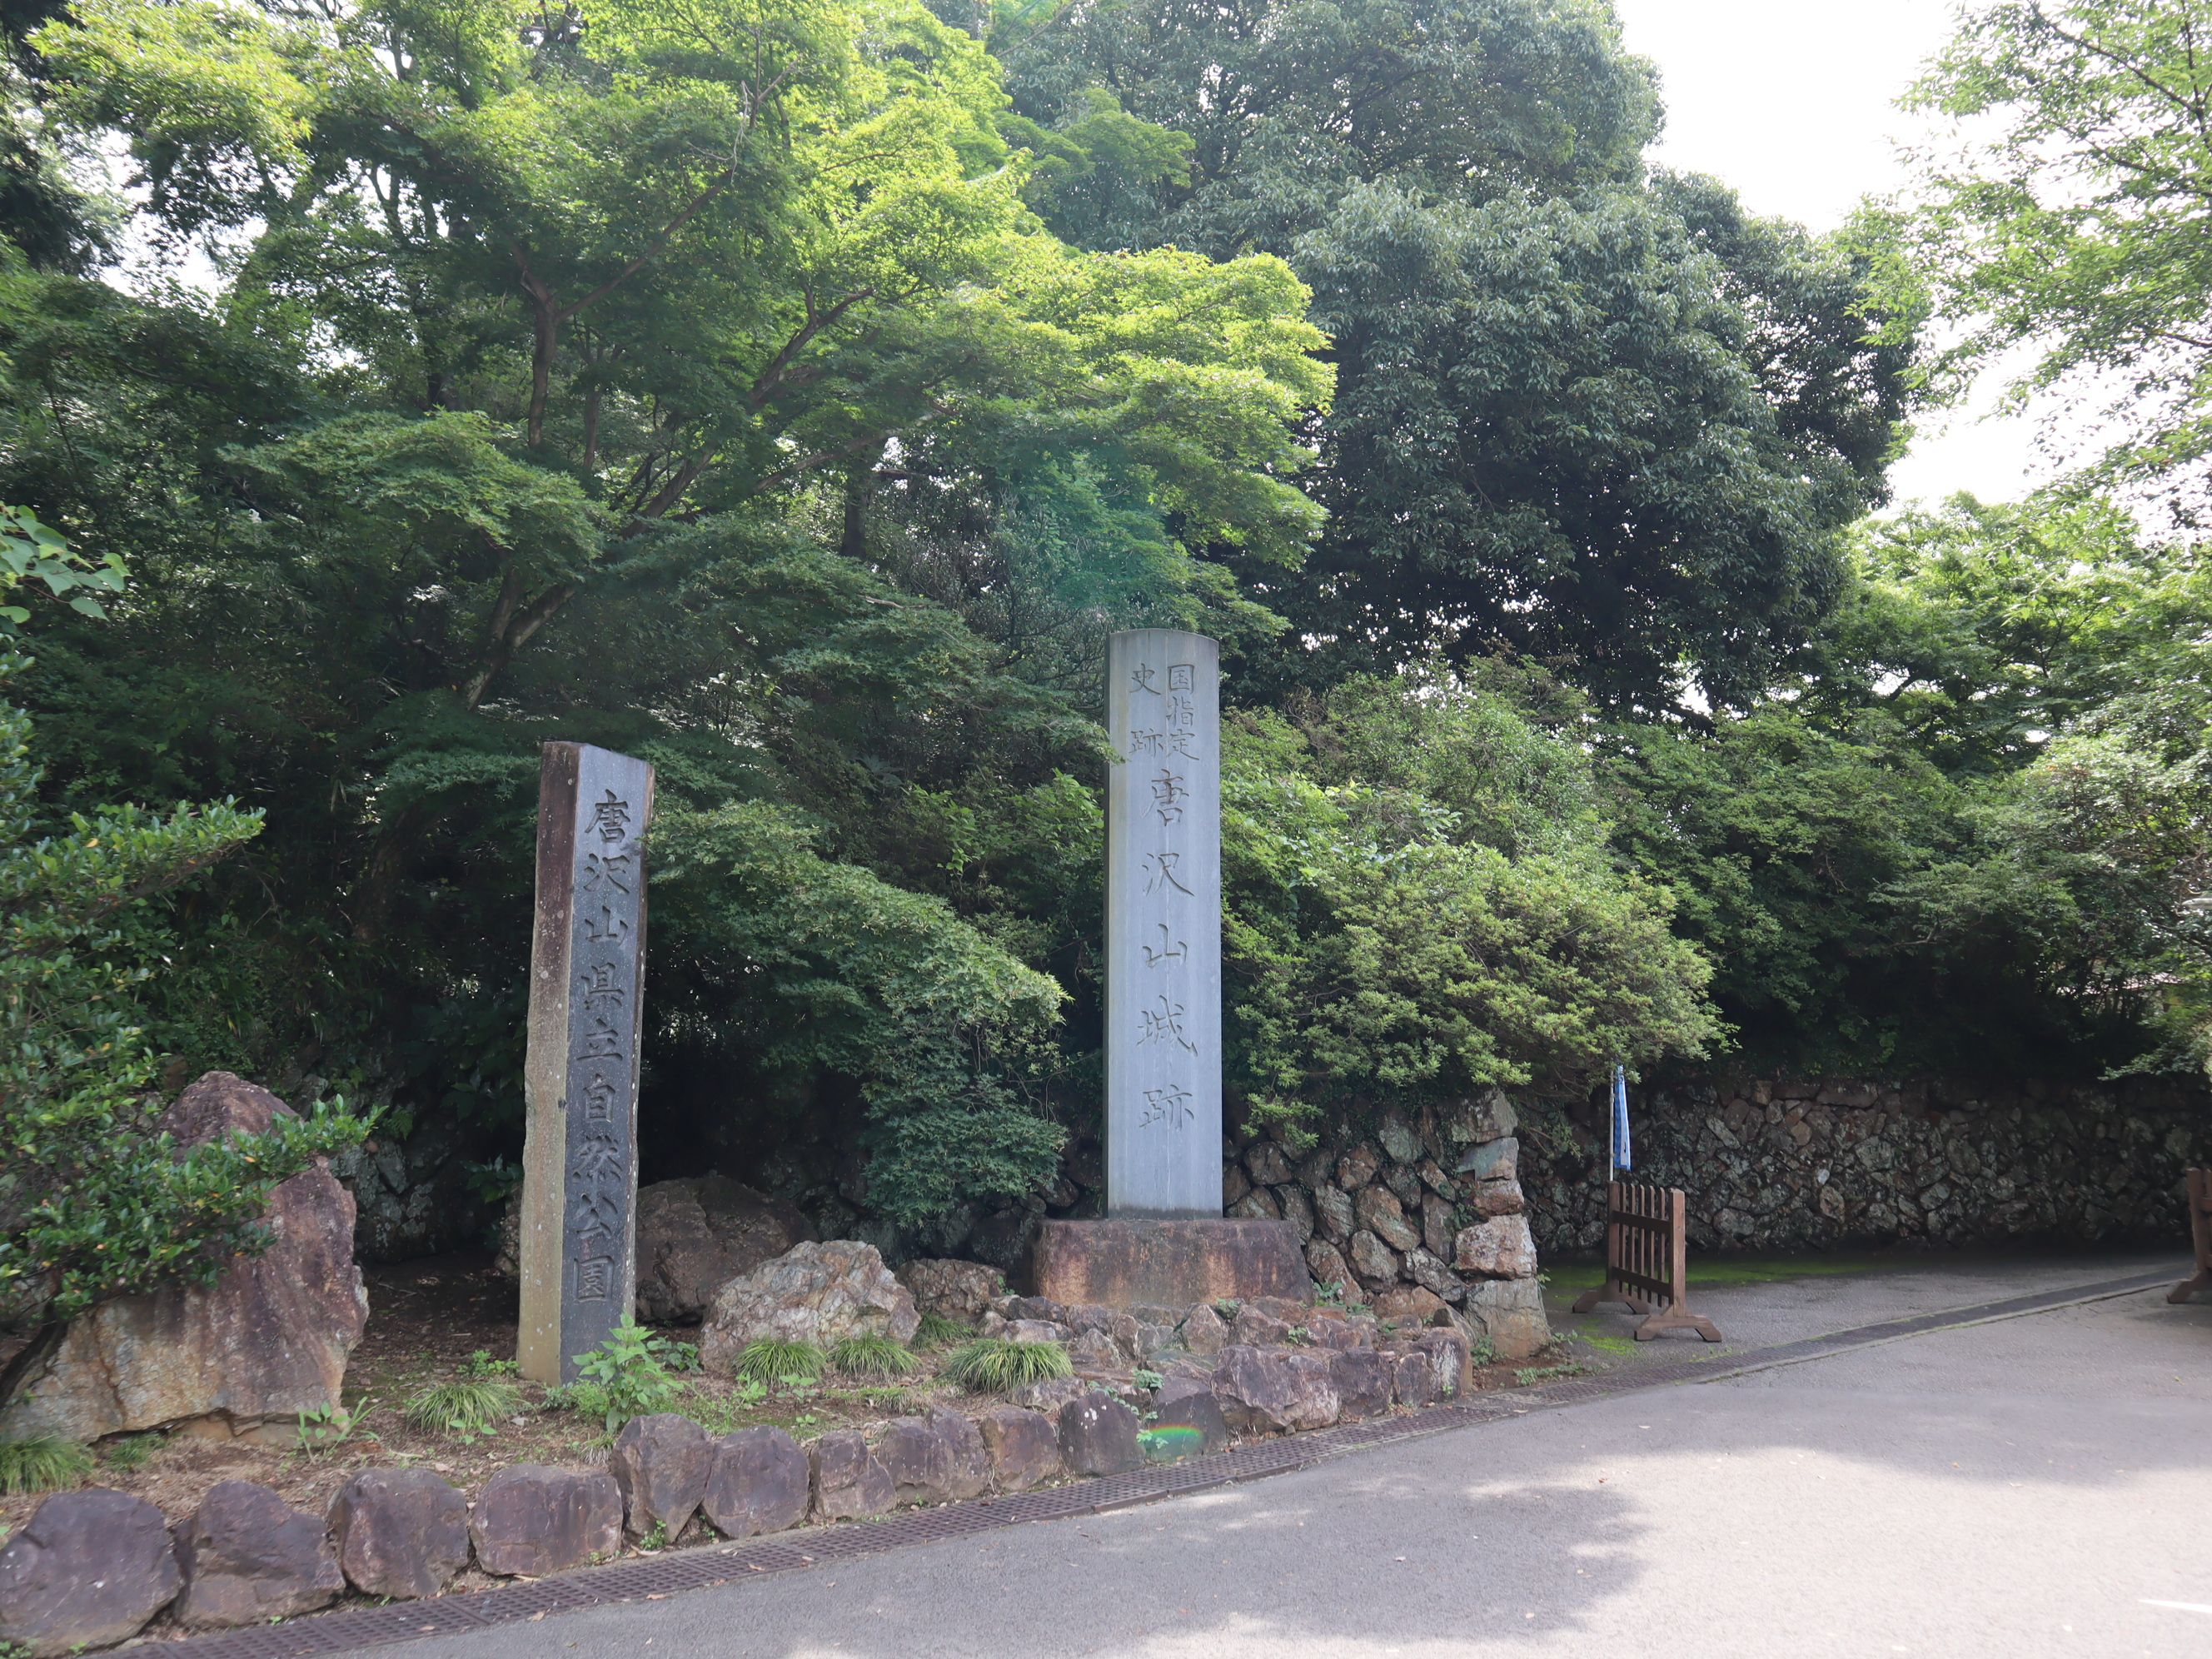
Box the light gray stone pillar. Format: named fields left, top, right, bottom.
left=1105, top=630, right=1222, bottom=1218
left=519, top=742, right=655, bottom=1383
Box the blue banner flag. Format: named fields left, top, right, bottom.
left=1612, top=1064, right=1632, bottom=1172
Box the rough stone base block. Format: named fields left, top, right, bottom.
left=1029, top=1218, right=1305, bottom=1308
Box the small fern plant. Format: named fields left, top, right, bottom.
left=943, top=1338, right=1073, bottom=1392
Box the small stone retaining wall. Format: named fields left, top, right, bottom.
left=1519, top=1074, right=2212, bottom=1255
left=1209, top=1094, right=1549, bottom=1359
left=0, top=1295, right=1467, bottom=1656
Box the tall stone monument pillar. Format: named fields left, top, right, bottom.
left=1029, top=630, right=1305, bottom=1308
left=519, top=742, right=655, bottom=1384
left=1105, top=629, right=1222, bottom=1216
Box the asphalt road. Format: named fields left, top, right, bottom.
left=380, top=1278, right=2212, bottom=1659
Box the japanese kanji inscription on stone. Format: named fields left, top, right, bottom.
left=519, top=742, right=655, bottom=1383
left=1106, top=630, right=1222, bottom=1217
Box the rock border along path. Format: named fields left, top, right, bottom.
left=154, top=1264, right=2180, bottom=1659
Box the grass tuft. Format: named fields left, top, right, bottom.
left=914, top=1310, right=969, bottom=1347
left=404, top=1373, right=522, bottom=1437
left=98, top=1432, right=164, bottom=1472
left=830, top=1334, right=919, bottom=1380
left=0, top=1435, right=93, bottom=1496
left=734, top=1338, right=827, bottom=1387
left=942, top=1337, right=1074, bottom=1392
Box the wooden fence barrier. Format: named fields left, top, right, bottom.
left=1570, top=1180, right=1723, bottom=1343
left=2169, top=1168, right=2211, bottom=1305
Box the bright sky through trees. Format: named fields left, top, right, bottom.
left=1612, top=0, right=2064, bottom=506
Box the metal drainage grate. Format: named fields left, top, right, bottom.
left=162, top=1267, right=2178, bottom=1658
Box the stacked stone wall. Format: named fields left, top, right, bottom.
left=1213, top=1093, right=1549, bottom=1358
left=1516, top=1074, right=2212, bottom=1256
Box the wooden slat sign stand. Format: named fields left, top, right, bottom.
left=1572, top=1180, right=1724, bottom=1343
left=2168, top=1168, right=2211, bottom=1305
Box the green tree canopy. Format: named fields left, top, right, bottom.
left=1612, top=494, right=2212, bottom=1077
left=1903, top=1, right=2212, bottom=514
left=1000, top=0, right=1921, bottom=710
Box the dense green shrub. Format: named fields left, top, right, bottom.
left=0, top=517, right=368, bottom=1358
left=567, top=1320, right=687, bottom=1432
left=1225, top=675, right=1720, bottom=1144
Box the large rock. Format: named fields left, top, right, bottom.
left=1244, top=1140, right=1294, bottom=1186
left=1329, top=1348, right=1396, bottom=1421
left=701, top=1240, right=919, bottom=1370
left=1210, top=1346, right=1340, bottom=1435
left=1143, top=1377, right=1232, bottom=1457
left=702, top=1427, right=810, bottom=1538
left=1420, top=1327, right=1472, bottom=1396
left=610, top=1412, right=713, bottom=1540
left=1354, top=1185, right=1422, bottom=1253
left=1301, top=1311, right=1375, bottom=1350
left=1112, top=1310, right=1177, bottom=1365
left=1335, top=1143, right=1382, bottom=1192
left=173, top=1480, right=341, bottom=1630
left=471, top=1465, right=621, bottom=1578
left=1230, top=1303, right=1294, bottom=1348
left=1057, top=1393, right=1143, bottom=1475
left=0, top=1489, right=180, bottom=1657
left=1059, top=1302, right=1118, bottom=1334
left=1179, top=1302, right=1229, bottom=1355
left=1391, top=1329, right=1470, bottom=1402
left=974, top=1405, right=1063, bottom=1490
left=634, top=1176, right=813, bottom=1323
left=1453, top=1213, right=1537, bottom=1280
left=1067, top=1327, right=1124, bottom=1372
left=1404, top=1246, right=1467, bottom=1304
left=1466, top=1176, right=1526, bottom=1218
left=1391, top=1347, right=1443, bottom=1407
left=1229, top=1188, right=1282, bottom=1222
left=1443, top=1088, right=1517, bottom=1146
left=1462, top=1276, right=1552, bottom=1361
left=1347, top=1228, right=1401, bottom=1284
left=327, top=1467, right=470, bottom=1600
left=1312, top=1185, right=1356, bottom=1243
left=1382, top=1164, right=1424, bottom=1212
left=895, top=1258, right=1003, bottom=1321
left=1304, top=1239, right=1358, bottom=1301
left=1456, top=1135, right=1519, bottom=1183
left=0, top=1073, right=366, bottom=1444
left=1376, top=1112, right=1422, bottom=1164
left=1009, top=1375, right=1093, bottom=1413
left=811, top=1430, right=894, bottom=1520
left=877, top=1410, right=990, bottom=1506
left=992, top=1316, right=1072, bottom=1344
left=1421, top=1196, right=1456, bottom=1259
left=1370, top=1285, right=1449, bottom=1328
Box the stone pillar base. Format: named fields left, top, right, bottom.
left=1029, top=1218, right=1308, bottom=1308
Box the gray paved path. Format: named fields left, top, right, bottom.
left=1548, top=1247, right=2188, bottom=1369
left=379, top=1263, right=2212, bottom=1659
